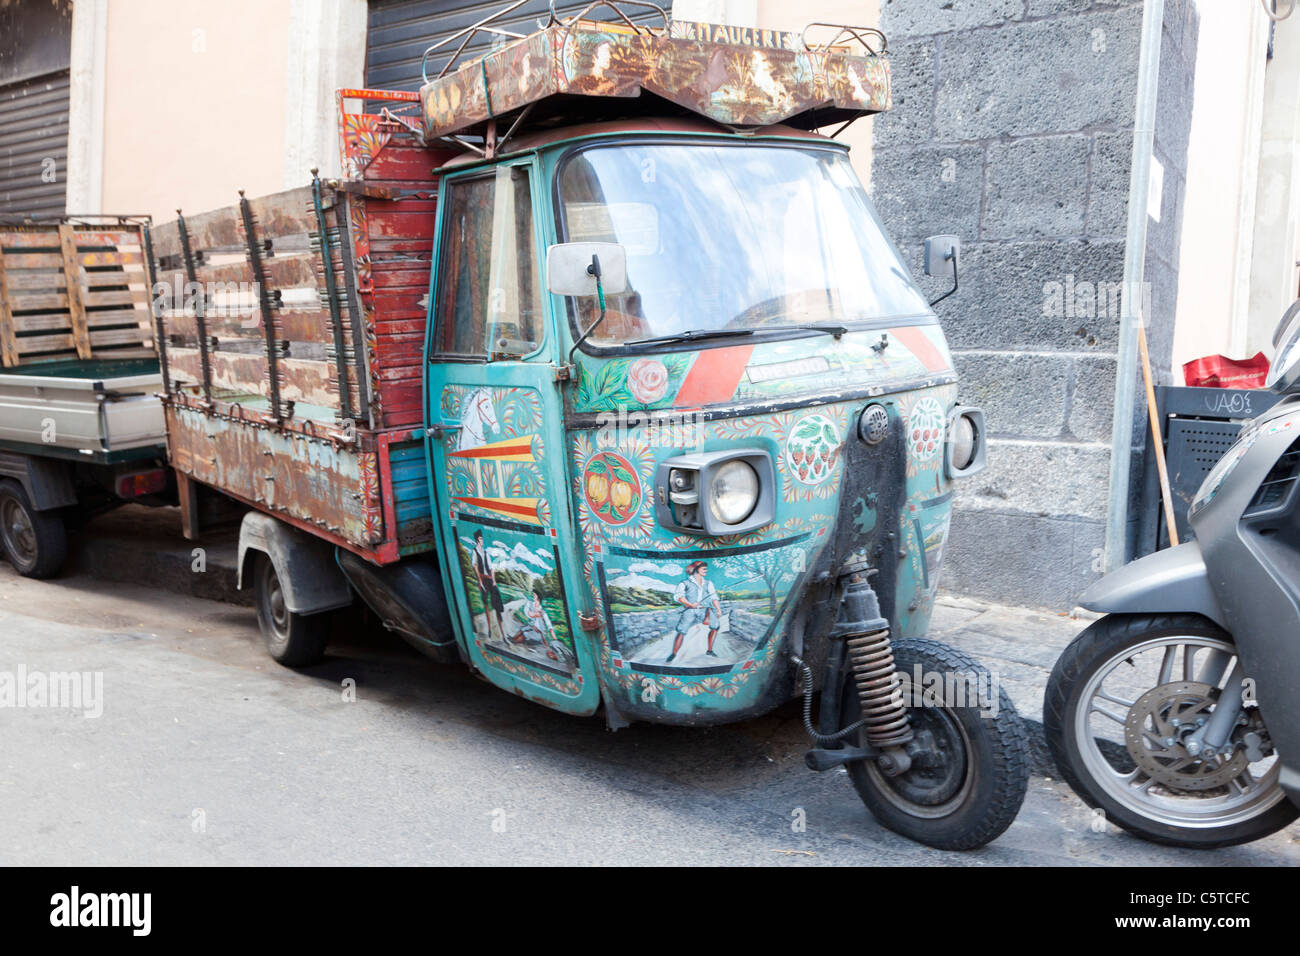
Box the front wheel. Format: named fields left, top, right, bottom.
left=0, top=479, right=68, bottom=579
left=1043, top=613, right=1298, bottom=848
left=253, top=553, right=329, bottom=667
left=845, top=638, right=1030, bottom=850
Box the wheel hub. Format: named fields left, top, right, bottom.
left=878, top=709, right=967, bottom=806
left=2, top=500, right=35, bottom=558
left=1124, top=681, right=1247, bottom=791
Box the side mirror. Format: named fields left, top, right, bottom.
left=922, top=234, right=960, bottom=307
left=546, top=242, right=628, bottom=297
left=923, top=235, right=960, bottom=276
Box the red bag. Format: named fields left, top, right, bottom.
left=1183, top=352, right=1270, bottom=389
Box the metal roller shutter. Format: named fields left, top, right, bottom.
left=365, top=0, right=665, bottom=93
left=0, top=70, right=70, bottom=220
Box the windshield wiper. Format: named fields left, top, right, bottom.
left=626, top=328, right=757, bottom=347
left=625, top=324, right=851, bottom=348
left=780, top=324, right=848, bottom=339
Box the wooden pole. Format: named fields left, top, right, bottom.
left=1137, top=313, right=1180, bottom=546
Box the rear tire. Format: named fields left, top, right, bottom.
left=253, top=552, right=328, bottom=667
left=0, top=479, right=68, bottom=579
left=845, top=637, right=1030, bottom=850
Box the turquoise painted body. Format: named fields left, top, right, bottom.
left=421, top=128, right=961, bottom=724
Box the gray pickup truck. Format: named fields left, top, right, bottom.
left=0, top=218, right=171, bottom=577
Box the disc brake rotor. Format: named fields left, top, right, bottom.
left=1124, top=681, right=1247, bottom=791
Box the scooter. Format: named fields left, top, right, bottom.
left=1044, top=299, right=1300, bottom=847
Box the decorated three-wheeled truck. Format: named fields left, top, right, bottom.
left=146, top=5, right=1026, bottom=848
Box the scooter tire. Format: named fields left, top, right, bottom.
left=1044, top=612, right=1300, bottom=848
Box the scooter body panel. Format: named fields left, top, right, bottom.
left=1189, top=398, right=1300, bottom=804
left=1079, top=541, right=1227, bottom=629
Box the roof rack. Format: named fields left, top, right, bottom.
left=417, top=0, right=890, bottom=145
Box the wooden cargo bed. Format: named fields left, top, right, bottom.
left=153, top=90, right=456, bottom=564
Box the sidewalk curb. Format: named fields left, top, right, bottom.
left=69, top=518, right=249, bottom=607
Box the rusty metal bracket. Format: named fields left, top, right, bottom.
left=332, top=180, right=400, bottom=200
left=238, top=190, right=285, bottom=423
left=176, top=210, right=213, bottom=405
left=332, top=194, right=371, bottom=429
left=311, top=170, right=353, bottom=421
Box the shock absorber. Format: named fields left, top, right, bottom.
left=837, top=570, right=914, bottom=750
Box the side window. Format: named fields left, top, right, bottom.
left=434, top=165, right=543, bottom=359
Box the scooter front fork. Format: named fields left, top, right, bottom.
left=1184, top=660, right=1247, bottom=758
left=799, top=567, right=914, bottom=775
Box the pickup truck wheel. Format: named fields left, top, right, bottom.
left=0, top=480, right=67, bottom=579
left=253, top=553, right=328, bottom=667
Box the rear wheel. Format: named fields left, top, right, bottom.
left=845, top=637, right=1030, bottom=850
left=253, top=553, right=328, bottom=667
left=0, top=479, right=67, bottom=579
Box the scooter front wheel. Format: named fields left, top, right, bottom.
left=1044, top=612, right=1299, bottom=848
left=844, top=638, right=1030, bottom=850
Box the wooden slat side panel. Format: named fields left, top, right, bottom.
left=168, top=347, right=340, bottom=409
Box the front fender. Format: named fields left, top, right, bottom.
left=1080, top=542, right=1227, bottom=630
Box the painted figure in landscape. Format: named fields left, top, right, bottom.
left=471, top=529, right=506, bottom=641
left=667, top=560, right=723, bottom=663
left=511, top=588, right=567, bottom=663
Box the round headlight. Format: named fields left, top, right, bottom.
left=709, top=460, right=759, bottom=525
left=950, top=414, right=977, bottom=470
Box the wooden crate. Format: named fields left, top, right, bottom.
left=0, top=218, right=155, bottom=368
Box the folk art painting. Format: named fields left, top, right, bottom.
left=436, top=327, right=959, bottom=719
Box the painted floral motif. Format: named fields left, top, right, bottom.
left=627, top=358, right=669, bottom=404
left=785, top=413, right=842, bottom=485
left=907, top=397, right=945, bottom=461
left=575, top=353, right=690, bottom=411
left=583, top=451, right=642, bottom=525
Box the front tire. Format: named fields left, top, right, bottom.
left=845, top=637, right=1030, bottom=850
left=0, top=479, right=67, bottom=579
left=1044, top=612, right=1298, bottom=848
left=253, top=553, right=328, bottom=667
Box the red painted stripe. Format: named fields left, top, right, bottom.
left=453, top=496, right=539, bottom=520
left=891, top=326, right=949, bottom=373
left=449, top=441, right=533, bottom=460
left=673, top=345, right=755, bottom=407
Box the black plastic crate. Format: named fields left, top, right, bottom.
left=1137, top=385, right=1279, bottom=555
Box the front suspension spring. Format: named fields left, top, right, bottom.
left=846, top=627, right=914, bottom=748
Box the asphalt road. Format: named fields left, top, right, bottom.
left=1, top=563, right=1297, bottom=866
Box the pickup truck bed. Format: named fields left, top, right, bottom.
left=0, top=358, right=165, bottom=464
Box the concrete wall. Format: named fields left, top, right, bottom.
left=1245, top=11, right=1300, bottom=356
left=869, top=0, right=1197, bottom=608
left=77, top=0, right=364, bottom=222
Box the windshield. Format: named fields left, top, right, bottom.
left=557, top=142, right=930, bottom=348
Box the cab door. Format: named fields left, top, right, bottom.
left=424, top=159, right=600, bottom=715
